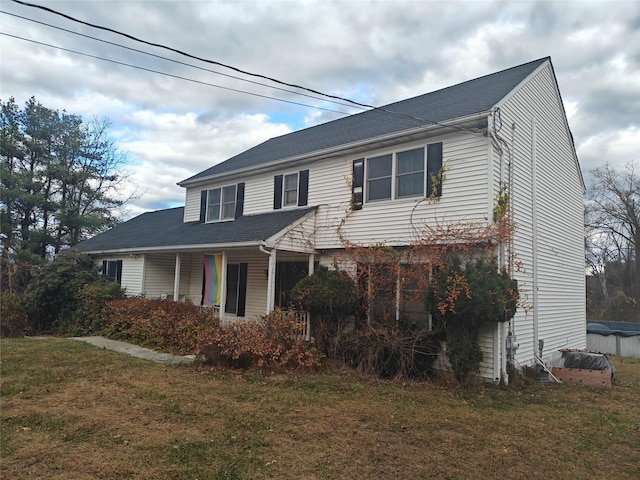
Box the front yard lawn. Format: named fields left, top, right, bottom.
left=1, top=338, right=639, bottom=479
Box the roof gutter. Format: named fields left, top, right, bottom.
left=178, top=111, right=489, bottom=188
left=79, top=240, right=264, bottom=256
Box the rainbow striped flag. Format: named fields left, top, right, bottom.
left=203, top=254, right=222, bottom=306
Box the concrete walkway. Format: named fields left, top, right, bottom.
left=69, top=336, right=196, bottom=365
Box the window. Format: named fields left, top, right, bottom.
left=225, top=263, right=248, bottom=316
left=356, top=142, right=442, bottom=206
left=358, top=262, right=432, bottom=327
left=102, top=260, right=122, bottom=284
left=396, top=148, right=425, bottom=198
left=221, top=185, right=237, bottom=219
left=399, top=264, right=431, bottom=327
left=274, top=170, right=309, bottom=209
left=367, top=154, right=392, bottom=201
left=284, top=173, right=299, bottom=206
left=206, top=185, right=236, bottom=222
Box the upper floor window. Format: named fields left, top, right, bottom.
left=199, top=183, right=245, bottom=223
left=284, top=173, right=299, bottom=207
left=274, top=170, right=309, bottom=209
left=352, top=142, right=442, bottom=209
left=367, top=154, right=392, bottom=201
left=207, top=185, right=236, bottom=222
left=396, top=147, right=425, bottom=198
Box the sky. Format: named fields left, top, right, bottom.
left=1, top=0, right=638, bottom=219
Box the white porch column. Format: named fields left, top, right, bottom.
left=308, top=254, right=315, bottom=275
left=266, top=248, right=277, bottom=313
left=219, top=251, right=228, bottom=322
left=173, top=253, right=181, bottom=301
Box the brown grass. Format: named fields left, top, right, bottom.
left=1, top=338, right=639, bottom=479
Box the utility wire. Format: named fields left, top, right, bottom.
left=11, top=0, right=373, bottom=108
left=10, top=0, right=482, bottom=134
left=0, top=32, right=354, bottom=116
left=1, top=10, right=367, bottom=113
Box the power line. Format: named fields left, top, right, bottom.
left=0, top=32, right=354, bottom=116
left=11, top=0, right=374, bottom=108
left=10, top=0, right=482, bottom=134
left=0, top=10, right=367, bottom=113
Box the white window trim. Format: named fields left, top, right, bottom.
left=206, top=184, right=236, bottom=223
left=282, top=171, right=300, bottom=208
left=362, top=144, right=438, bottom=204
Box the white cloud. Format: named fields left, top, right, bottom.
left=113, top=110, right=290, bottom=215
left=577, top=126, right=640, bottom=173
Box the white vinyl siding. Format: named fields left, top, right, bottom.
left=120, top=255, right=144, bottom=296
left=491, top=63, right=586, bottom=369
left=143, top=253, right=191, bottom=300
left=184, top=187, right=202, bottom=222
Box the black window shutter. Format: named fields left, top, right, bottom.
left=199, top=190, right=208, bottom=222
left=273, top=175, right=283, bottom=209
left=427, top=142, right=443, bottom=198
left=235, top=182, right=245, bottom=219
left=116, top=260, right=123, bottom=284
left=352, top=159, right=364, bottom=210
left=237, top=263, right=248, bottom=316
left=298, top=170, right=309, bottom=206
left=101, top=260, right=107, bottom=275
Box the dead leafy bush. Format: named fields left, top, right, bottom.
left=338, top=325, right=443, bottom=379
left=105, top=297, right=217, bottom=354
left=197, top=308, right=322, bottom=371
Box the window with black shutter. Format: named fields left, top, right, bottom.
left=274, top=170, right=309, bottom=209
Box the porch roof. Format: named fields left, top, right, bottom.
left=73, top=206, right=316, bottom=254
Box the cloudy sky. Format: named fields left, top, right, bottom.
left=1, top=0, right=638, bottom=218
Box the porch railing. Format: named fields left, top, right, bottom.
left=293, top=310, right=311, bottom=342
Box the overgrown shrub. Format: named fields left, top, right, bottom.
left=197, top=308, right=323, bottom=371
left=24, top=251, right=119, bottom=333
left=105, top=297, right=216, bottom=355
left=0, top=293, right=29, bottom=337
left=426, top=256, right=519, bottom=382
left=292, top=265, right=356, bottom=357
left=338, top=325, right=442, bottom=379
left=60, top=281, right=125, bottom=336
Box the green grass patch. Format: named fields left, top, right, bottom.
left=2, top=338, right=639, bottom=479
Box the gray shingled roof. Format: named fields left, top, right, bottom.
left=181, top=58, right=548, bottom=184
left=73, top=207, right=315, bottom=253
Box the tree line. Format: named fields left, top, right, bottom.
left=585, top=162, right=639, bottom=322
left=1, top=96, right=134, bottom=293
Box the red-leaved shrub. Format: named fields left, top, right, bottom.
left=197, top=308, right=322, bottom=371
left=105, top=298, right=217, bottom=355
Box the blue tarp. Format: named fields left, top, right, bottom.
left=587, top=320, right=640, bottom=337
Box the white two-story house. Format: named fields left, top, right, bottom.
left=75, top=57, right=586, bottom=380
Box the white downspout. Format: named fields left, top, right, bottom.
left=173, top=254, right=181, bottom=302
left=260, top=243, right=276, bottom=313
left=531, top=120, right=539, bottom=363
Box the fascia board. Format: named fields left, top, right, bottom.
left=81, top=241, right=263, bottom=256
